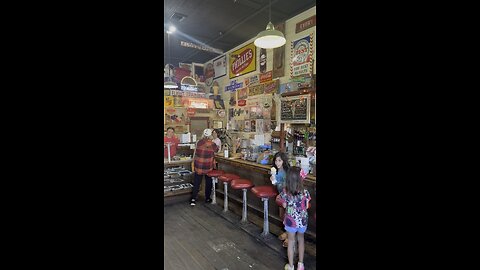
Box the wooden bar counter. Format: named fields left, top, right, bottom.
left=214, top=154, right=317, bottom=240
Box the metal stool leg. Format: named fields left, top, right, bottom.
left=223, top=182, right=229, bottom=212
left=240, top=188, right=248, bottom=223
left=211, top=177, right=217, bottom=204
left=261, top=197, right=269, bottom=236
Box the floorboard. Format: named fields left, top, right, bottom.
left=165, top=202, right=311, bottom=269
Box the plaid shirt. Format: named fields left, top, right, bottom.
left=193, top=138, right=218, bottom=175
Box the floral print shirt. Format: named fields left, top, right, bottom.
left=277, top=189, right=311, bottom=228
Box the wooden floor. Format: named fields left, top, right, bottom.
left=164, top=201, right=316, bottom=270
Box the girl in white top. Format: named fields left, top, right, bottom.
left=212, top=129, right=222, bottom=153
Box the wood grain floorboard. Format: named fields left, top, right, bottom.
left=164, top=203, right=289, bottom=269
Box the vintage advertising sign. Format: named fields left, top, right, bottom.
left=244, top=74, right=259, bottom=86
left=229, top=43, right=256, bottom=79
left=259, top=71, right=273, bottom=83
left=225, top=80, right=243, bottom=92
left=290, top=33, right=314, bottom=77
left=237, top=99, right=247, bottom=106
left=248, top=84, right=264, bottom=97
left=237, top=87, right=248, bottom=100
left=295, top=15, right=316, bottom=33
left=204, top=61, right=215, bottom=87
left=170, top=90, right=206, bottom=98
left=164, top=96, right=174, bottom=107
left=174, top=67, right=191, bottom=82
left=260, top=48, right=267, bottom=73
left=264, top=80, right=279, bottom=94
left=213, top=55, right=227, bottom=79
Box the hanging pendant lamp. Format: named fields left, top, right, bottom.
left=254, top=0, right=286, bottom=49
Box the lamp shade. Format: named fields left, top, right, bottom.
left=164, top=81, right=178, bottom=89
left=254, top=22, right=286, bottom=49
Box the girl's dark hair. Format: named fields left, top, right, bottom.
left=166, top=127, right=175, bottom=132
left=285, top=166, right=304, bottom=196
left=273, top=152, right=290, bottom=172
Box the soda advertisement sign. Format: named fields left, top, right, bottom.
left=290, top=33, right=314, bottom=77
left=229, top=43, right=256, bottom=79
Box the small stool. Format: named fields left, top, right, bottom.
left=206, top=170, right=225, bottom=204
left=230, top=179, right=254, bottom=223
left=218, top=173, right=241, bottom=212
left=251, top=185, right=278, bottom=237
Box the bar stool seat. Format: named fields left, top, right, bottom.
left=217, top=173, right=241, bottom=212
left=218, top=173, right=240, bottom=182
left=230, top=179, right=254, bottom=223
left=206, top=170, right=225, bottom=204
left=251, top=185, right=278, bottom=237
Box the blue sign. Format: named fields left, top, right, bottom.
left=225, top=80, right=243, bottom=92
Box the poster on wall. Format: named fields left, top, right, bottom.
left=164, top=96, right=174, bottom=107
left=273, top=22, right=285, bottom=78
left=213, top=55, right=227, bottom=79
left=237, top=87, right=248, bottom=100
left=248, top=84, right=264, bottom=97
left=290, top=33, right=314, bottom=77
left=229, top=43, right=256, bottom=79
left=260, top=48, right=267, bottom=73
left=204, top=61, right=215, bottom=87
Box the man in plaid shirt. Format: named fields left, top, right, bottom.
left=190, top=128, right=219, bottom=206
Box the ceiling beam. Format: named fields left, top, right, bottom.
left=180, top=0, right=281, bottom=63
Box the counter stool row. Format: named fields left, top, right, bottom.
left=206, top=170, right=278, bottom=236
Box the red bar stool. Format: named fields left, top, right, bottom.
left=206, top=170, right=225, bottom=204
left=251, top=185, right=278, bottom=237
left=230, top=179, right=254, bottom=223
left=217, top=173, right=241, bottom=212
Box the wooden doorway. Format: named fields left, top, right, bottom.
left=190, top=117, right=209, bottom=140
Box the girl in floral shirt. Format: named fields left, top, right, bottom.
left=277, top=167, right=311, bottom=270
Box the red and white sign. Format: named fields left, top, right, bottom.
left=259, top=71, right=273, bottom=83
left=237, top=100, right=247, bottom=106
left=187, top=108, right=196, bottom=117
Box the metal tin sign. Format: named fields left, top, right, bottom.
left=264, top=80, right=279, bottom=94
left=229, top=43, right=256, bottom=79
left=238, top=100, right=247, bottom=106
left=248, top=84, right=264, bottom=97
left=244, top=74, right=259, bottom=86
left=290, top=33, right=314, bottom=77
left=259, top=71, right=273, bottom=83
left=225, top=80, right=243, bottom=92
left=295, top=15, right=316, bottom=34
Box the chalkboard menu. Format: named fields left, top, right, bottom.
left=280, top=94, right=310, bottom=123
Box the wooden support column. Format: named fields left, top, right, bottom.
left=279, top=123, right=285, bottom=152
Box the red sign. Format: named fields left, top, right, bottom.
left=187, top=108, right=196, bottom=117
left=259, top=71, right=273, bottom=83
left=295, top=15, right=316, bottom=33
left=174, top=67, right=191, bottom=81
left=237, top=100, right=247, bottom=106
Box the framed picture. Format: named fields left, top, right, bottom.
left=213, top=120, right=223, bottom=129
left=213, top=55, right=227, bottom=79
left=279, top=94, right=311, bottom=123
left=192, top=62, right=205, bottom=83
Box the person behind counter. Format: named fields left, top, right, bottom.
left=270, top=152, right=291, bottom=247
left=190, top=128, right=219, bottom=206
left=212, top=129, right=222, bottom=153
left=164, top=127, right=179, bottom=159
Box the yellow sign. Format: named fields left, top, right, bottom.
left=229, top=43, right=256, bottom=79
left=164, top=96, right=174, bottom=107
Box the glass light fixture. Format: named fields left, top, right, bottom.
left=254, top=0, right=286, bottom=49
